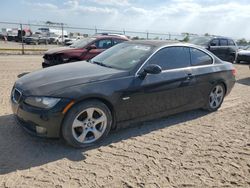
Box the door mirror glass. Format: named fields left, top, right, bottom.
left=87, top=44, right=97, bottom=50
left=144, top=64, right=162, bottom=74
left=210, top=42, right=216, bottom=46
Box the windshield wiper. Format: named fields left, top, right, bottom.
left=92, top=61, right=113, bottom=68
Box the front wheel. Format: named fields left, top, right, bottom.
left=62, top=100, right=112, bottom=148
left=204, top=84, right=225, bottom=112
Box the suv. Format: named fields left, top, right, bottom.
left=189, top=36, right=238, bottom=63
left=42, top=34, right=129, bottom=68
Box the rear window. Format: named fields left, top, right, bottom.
left=113, top=39, right=125, bottom=45
left=190, top=48, right=213, bottom=66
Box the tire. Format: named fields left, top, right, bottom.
left=204, top=83, right=225, bottom=112
left=62, top=100, right=112, bottom=148
left=229, top=55, right=235, bottom=63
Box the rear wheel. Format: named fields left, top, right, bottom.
left=62, top=100, right=112, bottom=148
left=229, top=55, right=235, bottom=63
left=204, top=84, right=225, bottom=111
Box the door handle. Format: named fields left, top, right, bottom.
left=186, top=73, right=194, bottom=80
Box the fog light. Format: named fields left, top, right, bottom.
left=36, top=126, right=47, bottom=134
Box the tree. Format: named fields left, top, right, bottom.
left=237, top=38, right=248, bottom=46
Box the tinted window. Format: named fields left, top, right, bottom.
left=70, top=38, right=96, bottom=48
left=95, top=39, right=112, bottom=49
left=210, top=39, right=219, bottom=46
left=113, top=39, right=125, bottom=45
left=228, top=39, right=235, bottom=46
left=190, top=48, right=213, bottom=66
left=148, top=47, right=191, bottom=70
left=220, top=39, right=228, bottom=46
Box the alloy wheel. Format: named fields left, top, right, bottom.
left=209, top=85, right=224, bottom=109
left=72, top=107, right=107, bottom=144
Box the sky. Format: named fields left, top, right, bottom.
left=1, top=0, right=250, bottom=39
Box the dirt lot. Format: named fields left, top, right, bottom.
left=0, top=55, right=250, bottom=188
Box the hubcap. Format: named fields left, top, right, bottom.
left=72, top=107, right=107, bottom=144
left=209, top=85, right=224, bottom=109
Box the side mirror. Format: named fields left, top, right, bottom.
left=210, top=43, right=216, bottom=47
left=138, top=64, right=162, bottom=79
left=87, top=44, right=97, bottom=50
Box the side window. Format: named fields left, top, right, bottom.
left=210, top=39, right=219, bottom=46
left=220, top=39, right=228, bottom=46
left=190, top=48, right=213, bottom=66
left=95, top=39, right=112, bottom=49
left=148, top=47, right=191, bottom=70
left=228, top=39, right=235, bottom=46
left=113, top=39, right=125, bottom=45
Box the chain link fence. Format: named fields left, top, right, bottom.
left=0, top=21, right=195, bottom=54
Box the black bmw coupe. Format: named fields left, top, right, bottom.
left=11, top=40, right=236, bottom=147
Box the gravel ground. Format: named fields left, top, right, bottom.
left=0, top=55, right=250, bottom=188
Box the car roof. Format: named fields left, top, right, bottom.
left=124, top=40, right=194, bottom=48
left=94, top=35, right=129, bottom=40
left=125, top=40, right=179, bottom=47
left=191, top=36, right=234, bottom=41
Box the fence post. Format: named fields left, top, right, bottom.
left=146, top=31, right=149, bottom=39
left=61, top=23, right=64, bottom=45
left=95, top=26, right=97, bottom=34
left=20, top=24, right=24, bottom=55
left=123, top=29, right=126, bottom=35
left=168, top=33, right=171, bottom=40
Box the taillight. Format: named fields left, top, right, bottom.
left=232, top=68, right=236, bottom=76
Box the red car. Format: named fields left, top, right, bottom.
left=42, top=34, right=129, bottom=68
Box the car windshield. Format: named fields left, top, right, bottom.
left=189, top=37, right=212, bottom=46
left=70, top=38, right=96, bottom=48
left=245, top=46, right=250, bottom=50
left=91, top=43, right=153, bottom=70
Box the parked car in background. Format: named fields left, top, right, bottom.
left=55, top=35, right=70, bottom=45
left=42, top=34, right=129, bottom=68
left=24, top=34, right=49, bottom=45
left=12, top=41, right=236, bottom=147
left=189, top=36, right=238, bottom=63
left=236, top=46, right=250, bottom=64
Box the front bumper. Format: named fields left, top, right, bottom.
left=11, top=92, right=70, bottom=138
left=237, top=54, right=250, bottom=63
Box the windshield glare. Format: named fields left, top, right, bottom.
left=91, top=43, right=153, bottom=70
left=70, top=38, right=96, bottom=48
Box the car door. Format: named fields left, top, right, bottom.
left=209, top=39, right=221, bottom=58
left=117, top=46, right=198, bottom=121
left=188, top=47, right=215, bottom=105
left=84, top=39, right=112, bottom=60
left=219, top=39, right=229, bottom=61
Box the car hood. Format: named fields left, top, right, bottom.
left=15, top=61, right=126, bottom=96
left=45, top=47, right=78, bottom=54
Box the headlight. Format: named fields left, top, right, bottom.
left=24, top=97, right=61, bottom=109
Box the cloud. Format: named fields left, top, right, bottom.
left=90, top=0, right=130, bottom=6
left=19, top=0, right=250, bottom=38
